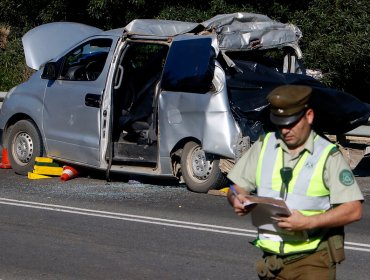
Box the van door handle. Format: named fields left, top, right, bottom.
left=85, top=93, right=101, bottom=108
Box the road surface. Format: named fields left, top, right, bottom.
left=0, top=166, right=369, bottom=279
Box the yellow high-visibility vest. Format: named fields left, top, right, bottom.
left=255, top=132, right=336, bottom=255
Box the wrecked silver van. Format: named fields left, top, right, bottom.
left=2, top=12, right=364, bottom=192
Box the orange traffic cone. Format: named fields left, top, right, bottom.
left=60, top=165, right=79, bottom=181
left=0, top=148, right=12, bottom=169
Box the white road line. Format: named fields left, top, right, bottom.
left=0, top=197, right=256, bottom=236
left=0, top=197, right=369, bottom=252
left=345, top=246, right=370, bottom=252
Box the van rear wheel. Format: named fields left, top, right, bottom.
left=180, top=141, right=228, bottom=193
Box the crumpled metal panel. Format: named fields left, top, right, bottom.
left=124, top=19, right=199, bottom=36
left=158, top=64, right=240, bottom=160
left=125, top=13, right=301, bottom=51
left=201, top=12, right=272, bottom=28
left=201, top=12, right=302, bottom=50
left=158, top=89, right=240, bottom=159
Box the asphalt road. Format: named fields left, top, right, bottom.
left=0, top=163, right=370, bottom=280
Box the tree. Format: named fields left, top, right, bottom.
left=292, top=0, right=370, bottom=101
left=0, top=0, right=368, bottom=101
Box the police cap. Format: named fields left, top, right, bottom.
left=267, top=85, right=312, bottom=126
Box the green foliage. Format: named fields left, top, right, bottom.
left=0, top=0, right=368, bottom=101
left=0, top=36, right=33, bottom=91
left=157, top=4, right=210, bottom=22
left=292, top=0, right=370, bottom=101
left=0, top=0, right=36, bottom=28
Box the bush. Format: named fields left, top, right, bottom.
left=0, top=0, right=368, bottom=102
left=0, top=27, right=33, bottom=91
left=292, top=0, right=370, bottom=101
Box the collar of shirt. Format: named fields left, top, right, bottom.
left=275, top=130, right=316, bottom=160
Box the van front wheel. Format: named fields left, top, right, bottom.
left=7, top=120, right=44, bottom=175
left=180, top=141, right=228, bottom=193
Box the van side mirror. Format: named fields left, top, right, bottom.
left=41, top=62, right=58, bottom=80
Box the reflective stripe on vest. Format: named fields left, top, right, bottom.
left=255, top=132, right=336, bottom=255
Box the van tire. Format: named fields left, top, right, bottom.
left=181, top=141, right=228, bottom=193
left=7, top=120, right=44, bottom=175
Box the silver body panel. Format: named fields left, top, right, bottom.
left=125, top=19, right=199, bottom=36
left=22, top=22, right=103, bottom=70
left=159, top=63, right=239, bottom=160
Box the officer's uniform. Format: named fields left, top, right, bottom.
left=227, top=85, right=364, bottom=280
left=228, top=131, right=363, bottom=204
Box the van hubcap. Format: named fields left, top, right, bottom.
left=14, top=132, right=33, bottom=164
left=191, top=147, right=213, bottom=179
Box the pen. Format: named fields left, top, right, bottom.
left=229, top=184, right=241, bottom=202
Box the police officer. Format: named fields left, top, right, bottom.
left=227, top=85, right=363, bottom=280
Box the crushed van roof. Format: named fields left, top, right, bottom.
left=23, top=12, right=302, bottom=70
left=125, top=12, right=302, bottom=51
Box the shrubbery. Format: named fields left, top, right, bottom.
left=0, top=0, right=368, bottom=101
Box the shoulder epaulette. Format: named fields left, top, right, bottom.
left=329, top=146, right=339, bottom=156
left=258, top=133, right=267, bottom=142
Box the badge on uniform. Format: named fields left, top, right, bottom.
left=339, top=169, right=354, bottom=186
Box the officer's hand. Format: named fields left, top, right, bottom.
left=231, top=194, right=247, bottom=216
left=275, top=210, right=309, bottom=231
left=232, top=195, right=256, bottom=216
left=227, top=185, right=256, bottom=216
